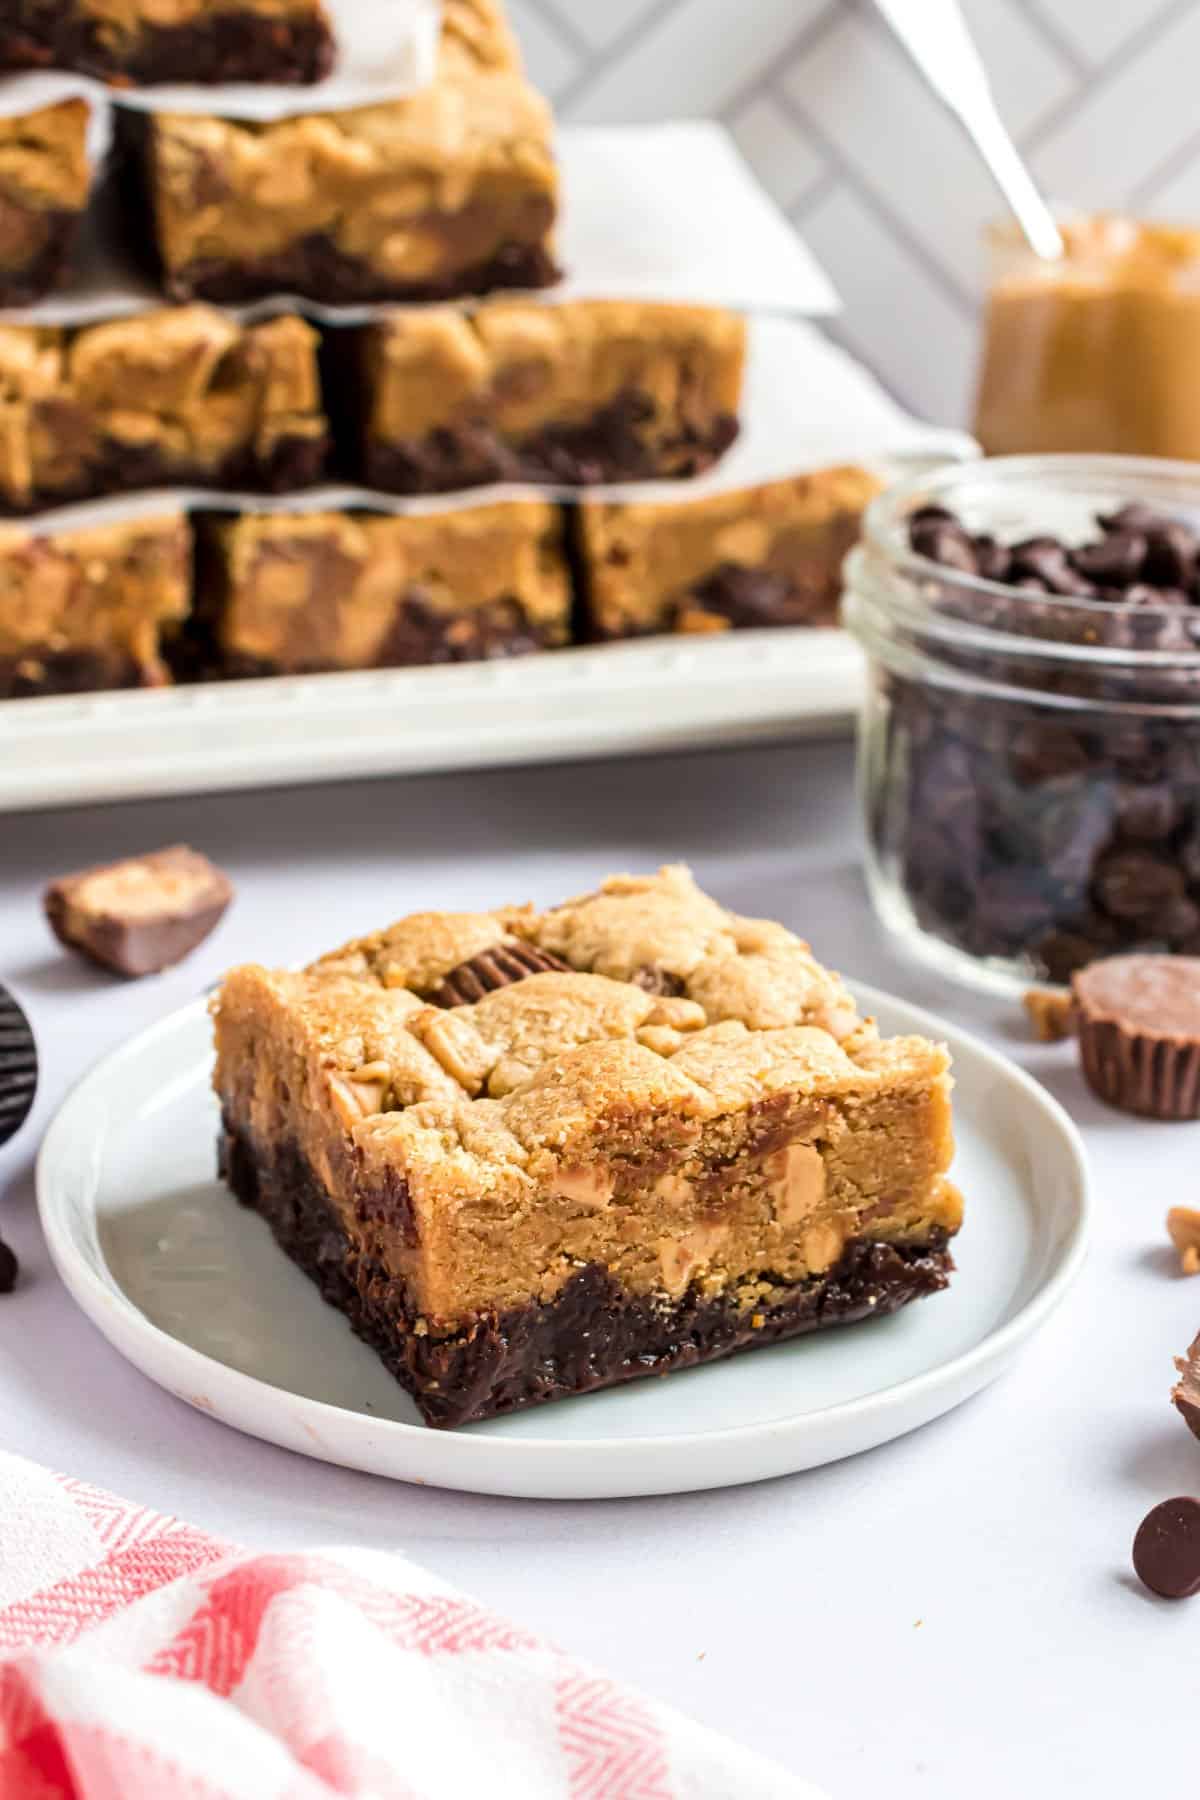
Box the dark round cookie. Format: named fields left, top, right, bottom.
left=1133, top=1497, right=1200, bottom=1598
left=1072, top=955, right=1200, bottom=1119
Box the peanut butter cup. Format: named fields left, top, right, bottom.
left=0, top=984, right=36, bottom=1147
left=1073, top=954, right=1200, bottom=1119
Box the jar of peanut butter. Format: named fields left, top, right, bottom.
left=974, top=217, right=1200, bottom=461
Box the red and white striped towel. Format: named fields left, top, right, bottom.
left=0, top=1452, right=819, bottom=1799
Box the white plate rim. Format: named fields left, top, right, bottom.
left=36, top=983, right=1091, bottom=1495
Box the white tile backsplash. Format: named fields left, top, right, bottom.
left=516, top=0, right=1200, bottom=427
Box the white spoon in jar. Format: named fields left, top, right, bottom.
left=869, top=0, right=1064, bottom=262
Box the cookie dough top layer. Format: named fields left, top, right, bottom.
left=149, top=65, right=556, bottom=275
left=365, top=300, right=746, bottom=443
left=282, top=866, right=931, bottom=1140
left=0, top=99, right=91, bottom=214
left=213, top=866, right=959, bottom=1320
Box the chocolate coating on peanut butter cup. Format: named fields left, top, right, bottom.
left=1073, top=954, right=1200, bottom=1118
left=45, top=845, right=233, bottom=979
left=426, top=941, right=569, bottom=1008
left=1172, top=1332, right=1200, bottom=1442
left=0, top=984, right=37, bottom=1147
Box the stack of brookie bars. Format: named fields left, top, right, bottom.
left=0, top=0, right=880, bottom=699
left=212, top=865, right=963, bottom=1425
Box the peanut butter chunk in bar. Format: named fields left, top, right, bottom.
left=213, top=865, right=963, bottom=1428
left=47, top=845, right=233, bottom=977
left=352, top=300, right=746, bottom=494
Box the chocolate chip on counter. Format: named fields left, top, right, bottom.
left=1133, top=1498, right=1200, bottom=1598
left=0, top=1239, right=17, bottom=1294
left=1093, top=850, right=1185, bottom=922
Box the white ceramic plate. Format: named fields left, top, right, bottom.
left=38, top=985, right=1089, bottom=1500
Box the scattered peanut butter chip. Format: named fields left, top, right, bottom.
left=1022, top=988, right=1076, bottom=1042
left=1172, top=1332, right=1200, bottom=1443
left=1133, top=1497, right=1200, bottom=1598
left=44, top=845, right=233, bottom=978
left=1168, top=1208, right=1200, bottom=1276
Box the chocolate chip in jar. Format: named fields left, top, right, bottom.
left=45, top=846, right=234, bottom=979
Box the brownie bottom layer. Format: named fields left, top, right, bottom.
left=361, top=399, right=741, bottom=495
left=170, top=236, right=562, bottom=308
left=0, top=431, right=327, bottom=516
left=217, top=594, right=555, bottom=680
left=677, top=562, right=840, bottom=630
left=0, top=207, right=81, bottom=307
left=0, top=646, right=149, bottom=699
left=0, top=5, right=334, bottom=83
left=220, top=1120, right=954, bottom=1429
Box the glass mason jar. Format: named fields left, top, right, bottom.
left=844, top=455, right=1200, bottom=995
left=974, top=216, right=1200, bottom=461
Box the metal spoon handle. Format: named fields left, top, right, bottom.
left=870, top=0, right=1064, bottom=261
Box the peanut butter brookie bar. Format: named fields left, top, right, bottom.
left=345, top=300, right=747, bottom=494
left=195, top=499, right=571, bottom=676
left=0, top=510, right=190, bottom=697
left=120, top=23, right=559, bottom=307
left=576, top=466, right=882, bottom=638
left=0, top=307, right=327, bottom=512
left=0, top=0, right=335, bottom=85
left=212, top=865, right=963, bottom=1428
left=0, top=98, right=91, bottom=307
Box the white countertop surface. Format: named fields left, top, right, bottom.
left=0, top=738, right=1190, bottom=1800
